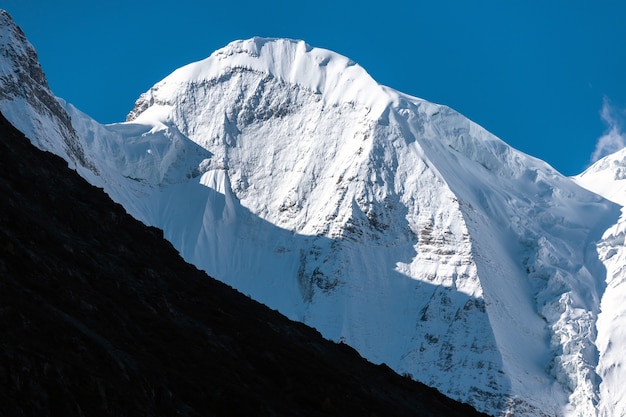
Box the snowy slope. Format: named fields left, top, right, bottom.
left=575, top=151, right=626, bottom=417
left=1, top=12, right=622, bottom=415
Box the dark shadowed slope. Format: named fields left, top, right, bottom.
left=0, top=111, right=488, bottom=417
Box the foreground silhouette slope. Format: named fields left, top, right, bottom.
left=0, top=111, right=487, bottom=416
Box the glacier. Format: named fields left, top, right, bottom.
left=2, top=10, right=625, bottom=416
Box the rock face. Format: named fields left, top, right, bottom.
left=0, top=10, right=94, bottom=173
left=1, top=11, right=624, bottom=416
left=0, top=110, right=488, bottom=417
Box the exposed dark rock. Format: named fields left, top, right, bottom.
left=0, top=111, right=489, bottom=416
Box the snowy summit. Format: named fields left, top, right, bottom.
left=127, top=37, right=393, bottom=124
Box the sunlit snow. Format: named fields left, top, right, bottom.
left=2, top=23, right=625, bottom=416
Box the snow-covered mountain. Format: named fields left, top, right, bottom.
left=2, top=10, right=624, bottom=416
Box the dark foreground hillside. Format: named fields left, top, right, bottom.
left=0, top=112, right=488, bottom=417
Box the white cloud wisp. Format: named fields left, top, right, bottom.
left=591, top=98, right=626, bottom=163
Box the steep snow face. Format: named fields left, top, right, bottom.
left=419, top=107, right=619, bottom=416
left=575, top=150, right=626, bottom=417
left=0, top=10, right=94, bottom=175
left=0, top=21, right=620, bottom=415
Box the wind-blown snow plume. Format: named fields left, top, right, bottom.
left=591, top=97, right=626, bottom=163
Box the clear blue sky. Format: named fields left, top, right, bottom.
left=5, top=0, right=626, bottom=175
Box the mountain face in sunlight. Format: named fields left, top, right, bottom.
left=2, top=10, right=624, bottom=416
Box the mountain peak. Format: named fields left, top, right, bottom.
left=127, top=37, right=395, bottom=122
left=575, top=147, right=626, bottom=205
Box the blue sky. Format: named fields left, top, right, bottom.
left=5, top=0, right=626, bottom=175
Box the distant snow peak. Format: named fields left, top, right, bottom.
left=575, top=147, right=626, bottom=206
